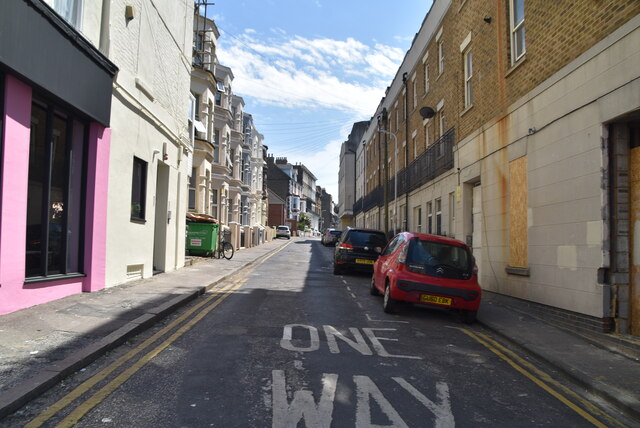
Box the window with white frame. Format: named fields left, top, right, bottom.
left=413, top=135, right=418, bottom=160
left=464, top=49, right=473, bottom=108
left=435, top=198, right=442, bottom=235
left=449, top=191, right=456, bottom=236
left=427, top=202, right=433, bottom=234
left=211, top=189, right=218, bottom=220
left=439, top=109, right=446, bottom=138
left=414, top=206, right=422, bottom=233
left=412, top=78, right=417, bottom=109
left=424, top=123, right=431, bottom=149
left=213, top=129, right=220, bottom=163
left=424, top=61, right=430, bottom=93
left=510, top=0, right=526, bottom=63
left=47, top=0, right=83, bottom=28
left=189, top=168, right=197, bottom=210
left=438, top=40, right=445, bottom=75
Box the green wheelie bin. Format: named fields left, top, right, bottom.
left=186, top=221, right=219, bottom=256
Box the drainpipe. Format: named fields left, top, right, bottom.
left=403, top=72, right=409, bottom=232
left=379, top=108, right=389, bottom=236
left=99, top=0, right=111, bottom=55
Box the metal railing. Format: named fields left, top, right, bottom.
left=354, top=128, right=455, bottom=214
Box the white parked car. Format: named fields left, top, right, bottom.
left=276, top=225, right=291, bottom=239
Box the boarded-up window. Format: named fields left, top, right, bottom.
left=509, top=156, right=528, bottom=267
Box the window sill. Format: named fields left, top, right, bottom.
left=130, top=217, right=147, bottom=224
left=505, top=54, right=527, bottom=77
left=25, top=272, right=86, bottom=285
left=460, top=104, right=474, bottom=117
left=505, top=266, right=530, bottom=276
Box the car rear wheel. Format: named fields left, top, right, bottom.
left=369, top=276, right=380, bottom=296
left=383, top=281, right=398, bottom=313
left=333, top=263, right=342, bottom=275
left=461, top=310, right=477, bottom=324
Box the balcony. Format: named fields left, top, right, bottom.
left=389, top=127, right=454, bottom=197
left=353, top=128, right=455, bottom=215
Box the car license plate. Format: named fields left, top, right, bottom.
left=355, top=258, right=374, bottom=265
left=420, top=294, right=452, bottom=306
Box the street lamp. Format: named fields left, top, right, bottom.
left=378, top=128, right=398, bottom=234
left=361, top=140, right=366, bottom=227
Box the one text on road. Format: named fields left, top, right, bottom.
left=280, top=324, right=421, bottom=360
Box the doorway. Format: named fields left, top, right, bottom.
left=472, top=183, right=483, bottom=278
left=153, top=163, right=169, bottom=274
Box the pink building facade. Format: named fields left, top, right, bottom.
left=0, top=0, right=117, bottom=314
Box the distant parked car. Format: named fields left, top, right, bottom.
left=276, top=225, right=291, bottom=239
left=333, top=227, right=387, bottom=275
left=371, top=232, right=481, bottom=323
left=327, top=230, right=342, bottom=246
left=322, top=229, right=342, bottom=246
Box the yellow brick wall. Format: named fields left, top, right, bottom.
left=365, top=0, right=640, bottom=178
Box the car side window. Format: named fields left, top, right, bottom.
left=382, top=236, right=404, bottom=256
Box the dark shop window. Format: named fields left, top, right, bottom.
left=26, top=100, right=86, bottom=279
left=131, top=157, right=147, bottom=221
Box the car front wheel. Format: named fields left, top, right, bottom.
left=383, top=281, right=398, bottom=313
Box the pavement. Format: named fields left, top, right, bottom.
left=1, top=237, right=639, bottom=423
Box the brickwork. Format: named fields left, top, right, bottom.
left=365, top=0, right=640, bottom=176
left=355, top=0, right=640, bottom=324
left=507, top=0, right=640, bottom=107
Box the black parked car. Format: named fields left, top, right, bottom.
left=333, top=227, right=387, bottom=275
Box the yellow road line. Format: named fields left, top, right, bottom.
left=25, top=281, right=239, bottom=428
left=27, top=240, right=292, bottom=428
left=460, top=328, right=623, bottom=428
left=55, top=279, right=246, bottom=427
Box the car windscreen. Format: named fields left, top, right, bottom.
left=277, top=227, right=288, bottom=231
left=406, top=239, right=473, bottom=279
left=330, top=231, right=342, bottom=236
left=345, top=231, right=386, bottom=248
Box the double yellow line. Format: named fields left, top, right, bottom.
left=27, top=241, right=292, bottom=428
left=460, top=329, right=626, bottom=428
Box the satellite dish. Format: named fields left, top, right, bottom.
left=419, top=107, right=436, bottom=119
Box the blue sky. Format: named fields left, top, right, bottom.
left=209, top=0, right=433, bottom=200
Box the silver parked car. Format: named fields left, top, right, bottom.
left=276, top=225, right=291, bottom=239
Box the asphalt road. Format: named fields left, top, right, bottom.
left=6, top=239, right=621, bottom=427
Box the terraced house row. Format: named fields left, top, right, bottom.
left=0, top=0, right=269, bottom=314
left=340, top=0, right=640, bottom=335
left=190, top=11, right=269, bottom=252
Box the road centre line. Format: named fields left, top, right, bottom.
left=460, top=329, right=621, bottom=428
left=27, top=241, right=292, bottom=428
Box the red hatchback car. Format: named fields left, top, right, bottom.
left=371, top=232, right=481, bottom=323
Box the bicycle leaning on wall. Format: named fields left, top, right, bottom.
left=214, top=229, right=234, bottom=260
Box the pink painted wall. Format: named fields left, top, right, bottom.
left=84, top=124, right=110, bottom=292
left=0, top=75, right=111, bottom=314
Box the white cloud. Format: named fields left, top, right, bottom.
left=276, top=121, right=356, bottom=200
left=217, top=31, right=403, bottom=116
left=215, top=29, right=405, bottom=197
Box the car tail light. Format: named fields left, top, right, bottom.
left=473, top=264, right=478, bottom=276
left=338, top=243, right=353, bottom=250
left=397, top=244, right=408, bottom=264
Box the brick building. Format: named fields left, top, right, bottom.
left=352, top=0, right=640, bottom=335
